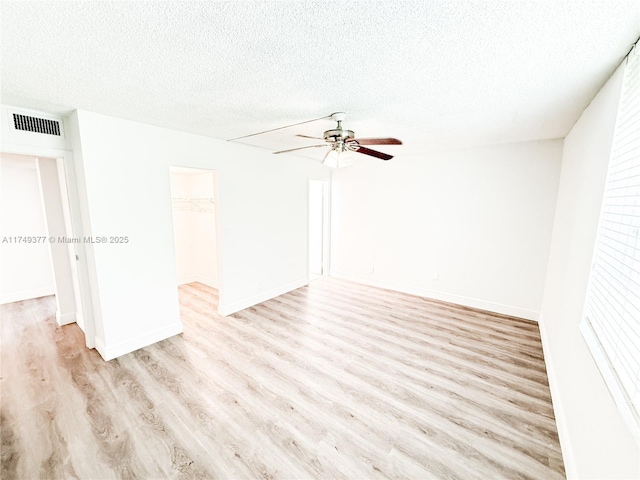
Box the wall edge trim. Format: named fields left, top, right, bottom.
left=218, top=277, right=308, bottom=316
left=97, top=322, right=184, bottom=361
left=0, top=287, right=56, bottom=305
left=330, top=271, right=539, bottom=321
left=537, top=314, right=578, bottom=479
left=56, top=310, right=76, bottom=326
left=193, top=274, right=218, bottom=289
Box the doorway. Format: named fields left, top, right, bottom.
left=308, top=178, right=330, bottom=279
left=0, top=152, right=85, bottom=334
left=1, top=153, right=55, bottom=303
left=169, top=167, right=220, bottom=311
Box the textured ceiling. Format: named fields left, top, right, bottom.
left=1, top=1, right=639, bottom=158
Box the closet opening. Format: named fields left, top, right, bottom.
left=169, top=167, right=220, bottom=315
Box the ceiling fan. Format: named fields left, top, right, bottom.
left=229, top=112, right=402, bottom=168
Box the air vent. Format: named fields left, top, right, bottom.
left=13, top=113, right=61, bottom=136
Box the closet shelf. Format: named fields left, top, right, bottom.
left=171, top=197, right=214, bottom=212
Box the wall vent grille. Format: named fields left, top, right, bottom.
left=12, top=113, right=61, bottom=136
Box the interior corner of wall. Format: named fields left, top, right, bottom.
left=55, top=310, right=76, bottom=326
left=94, top=336, right=108, bottom=361
left=537, top=313, right=578, bottom=479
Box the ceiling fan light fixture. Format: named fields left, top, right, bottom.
left=323, top=147, right=353, bottom=168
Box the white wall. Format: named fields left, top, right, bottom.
left=330, top=139, right=562, bottom=320
left=308, top=179, right=326, bottom=276
left=170, top=169, right=218, bottom=288
left=0, top=153, right=55, bottom=303
left=69, top=110, right=329, bottom=360
left=540, top=62, right=640, bottom=479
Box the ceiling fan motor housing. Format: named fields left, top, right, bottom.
left=324, top=128, right=355, bottom=142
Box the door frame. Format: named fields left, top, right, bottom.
left=308, top=177, right=331, bottom=278
left=1, top=143, right=96, bottom=349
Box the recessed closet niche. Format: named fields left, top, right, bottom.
left=169, top=167, right=218, bottom=289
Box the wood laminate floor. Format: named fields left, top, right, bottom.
left=1, top=278, right=565, bottom=479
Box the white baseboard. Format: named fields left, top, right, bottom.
left=95, top=322, right=184, bottom=361
left=94, top=337, right=107, bottom=360
left=193, top=274, right=218, bottom=289
left=178, top=274, right=218, bottom=289
left=537, top=314, right=577, bottom=479
left=56, top=310, right=76, bottom=326
left=0, top=287, right=55, bottom=305
left=218, top=277, right=309, bottom=316
left=177, top=275, right=197, bottom=286
left=76, top=311, right=85, bottom=332
left=330, top=271, right=539, bottom=321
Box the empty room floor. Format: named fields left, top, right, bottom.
left=1, top=278, right=565, bottom=479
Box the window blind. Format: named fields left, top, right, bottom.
left=581, top=39, right=640, bottom=439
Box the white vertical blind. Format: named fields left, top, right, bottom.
left=581, top=40, right=640, bottom=439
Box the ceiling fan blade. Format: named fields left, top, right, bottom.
left=352, top=137, right=402, bottom=145
left=296, top=134, right=324, bottom=140
left=273, top=144, right=327, bottom=154
left=353, top=146, right=393, bottom=161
